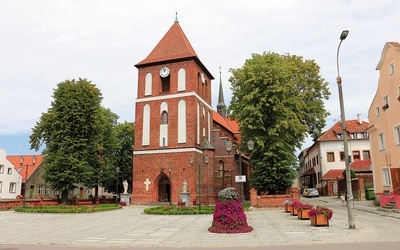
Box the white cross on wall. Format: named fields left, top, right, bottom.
left=144, top=178, right=151, bottom=191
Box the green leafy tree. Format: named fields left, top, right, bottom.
left=30, top=78, right=103, bottom=203
left=228, top=52, right=330, bottom=194
left=102, top=122, right=134, bottom=194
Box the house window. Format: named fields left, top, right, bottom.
left=363, top=150, right=371, bottom=159
left=7, top=168, right=12, bottom=175
left=378, top=132, right=386, bottom=151
left=0, top=164, right=3, bottom=174
left=340, top=151, right=345, bottom=161
left=0, top=181, right=2, bottom=192
left=360, top=132, right=368, bottom=139
left=38, top=185, right=44, bottom=195
left=327, top=152, right=335, bottom=162
left=316, top=155, right=319, bottom=165
left=389, top=62, right=395, bottom=76
left=376, top=106, right=380, bottom=117
left=395, top=125, right=400, bottom=146
left=353, top=151, right=360, bottom=160
left=9, top=182, right=16, bottom=193
left=45, top=186, right=50, bottom=195
left=382, top=95, right=389, bottom=111
left=54, top=190, right=59, bottom=195
left=337, top=133, right=343, bottom=140
left=382, top=168, right=391, bottom=186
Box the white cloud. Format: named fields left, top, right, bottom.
left=1, top=0, right=400, bottom=154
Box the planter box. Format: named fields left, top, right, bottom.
left=310, top=214, right=329, bottom=227
left=284, top=204, right=291, bottom=213
left=290, top=205, right=298, bottom=216
left=297, top=209, right=310, bottom=220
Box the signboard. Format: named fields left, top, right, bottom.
left=235, top=175, right=246, bottom=183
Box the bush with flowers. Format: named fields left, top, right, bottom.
left=296, top=202, right=313, bottom=211
left=308, top=205, right=333, bottom=220
left=208, top=187, right=253, bottom=233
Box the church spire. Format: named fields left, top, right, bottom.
left=217, top=66, right=227, bottom=118
left=175, top=12, right=179, bottom=23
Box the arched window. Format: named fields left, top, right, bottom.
left=177, top=68, right=186, bottom=91
left=161, top=111, right=168, bottom=124
left=142, top=104, right=150, bottom=146
left=145, top=72, right=152, bottom=96
left=178, top=100, right=186, bottom=143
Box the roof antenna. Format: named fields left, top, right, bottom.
left=175, top=11, right=179, bottom=23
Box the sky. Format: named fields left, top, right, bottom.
left=1, top=0, right=399, bottom=156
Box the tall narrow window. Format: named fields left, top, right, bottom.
left=376, top=106, right=380, bottom=117
left=382, top=95, right=389, bottom=111
left=145, top=72, right=152, bottom=96
left=394, top=125, right=400, bottom=146
left=9, top=182, right=16, bottom=193
left=378, top=132, right=386, bottom=151
left=160, top=102, right=169, bottom=147
left=177, top=68, right=186, bottom=91
left=340, top=152, right=345, bottom=161
left=0, top=164, right=4, bottom=174
left=382, top=168, right=391, bottom=186
left=161, top=77, right=170, bottom=92
left=161, top=111, right=168, bottom=124
left=0, top=181, right=2, bottom=193
left=142, top=104, right=150, bottom=146
left=178, top=100, right=187, bottom=143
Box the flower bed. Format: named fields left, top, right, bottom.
left=208, top=187, right=253, bottom=233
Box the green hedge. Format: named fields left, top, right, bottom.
left=144, top=205, right=214, bottom=215
left=14, top=204, right=122, bottom=213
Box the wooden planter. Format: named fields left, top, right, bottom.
left=297, top=209, right=310, bottom=220
left=310, top=214, right=329, bottom=227
left=284, top=204, right=290, bottom=213
left=290, top=205, right=298, bottom=216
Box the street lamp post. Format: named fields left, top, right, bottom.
left=190, top=154, right=209, bottom=212
left=19, top=155, right=37, bottom=208
left=116, top=166, right=120, bottom=206
left=336, top=30, right=356, bottom=229
left=168, top=166, right=172, bottom=206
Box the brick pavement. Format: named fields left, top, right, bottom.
left=0, top=197, right=399, bottom=248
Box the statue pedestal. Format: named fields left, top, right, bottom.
left=120, top=193, right=130, bottom=205
left=180, top=192, right=190, bottom=205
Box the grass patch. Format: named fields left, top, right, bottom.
left=14, top=204, right=122, bottom=213
left=144, top=205, right=214, bottom=215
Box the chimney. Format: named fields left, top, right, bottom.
left=357, top=114, right=362, bottom=125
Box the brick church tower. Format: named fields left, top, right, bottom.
left=131, top=17, right=218, bottom=204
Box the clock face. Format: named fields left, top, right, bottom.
left=201, top=73, right=206, bottom=84
left=160, top=66, right=170, bottom=78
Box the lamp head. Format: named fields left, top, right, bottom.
left=189, top=155, right=194, bottom=165
left=225, top=140, right=232, bottom=153
left=340, top=30, right=349, bottom=40
left=247, top=139, right=255, bottom=151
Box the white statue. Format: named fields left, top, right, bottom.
left=123, top=180, right=128, bottom=194
left=182, top=179, right=188, bottom=193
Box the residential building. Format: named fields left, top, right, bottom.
left=299, top=116, right=370, bottom=196
left=0, top=149, right=23, bottom=199
left=367, top=41, right=400, bottom=196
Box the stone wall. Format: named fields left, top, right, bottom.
left=249, top=188, right=300, bottom=208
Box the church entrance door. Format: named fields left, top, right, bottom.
left=158, top=175, right=171, bottom=202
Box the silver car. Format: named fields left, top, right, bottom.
left=304, top=188, right=319, bottom=198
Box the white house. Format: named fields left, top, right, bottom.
left=0, top=149, right=22, bottom=199
left=299, top=115, right=370, bottom=196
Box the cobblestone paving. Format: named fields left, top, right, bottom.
left=0, top=197, right=399, bottom=248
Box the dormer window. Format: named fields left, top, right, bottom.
left=337, top=133, right=343, bottom=140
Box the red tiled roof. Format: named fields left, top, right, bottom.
left=301, top=168, right=316, bottom=176
left=321, top=169, right=344, bottom=180
left=213, top=111, right=234, bottom=134
left=390, top=42, right=400, bottom=47
left=136, top=21, right=198, bottom=66
left=350, top=159, right=372, bottom=172
left=7, top=155, right=42, bottom=182
left=318, top=120, right=369, bottom=141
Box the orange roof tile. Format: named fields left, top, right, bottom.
left=350, top=159, right=372, bottom=172
left=136, top=21, right=198, bottom=66
left=318, top=120, right=369, bottom=141
left=7, top=155, right=42, bottom=182
left=390, top=41, right=400, bottom=47
left=213, top=111, right=234, bottom=134
left=321, top=169, right=344, bottom=180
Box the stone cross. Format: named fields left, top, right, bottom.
left=144, top=178, right=151, bottom=191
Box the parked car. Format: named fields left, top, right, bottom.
left=303, top=188, right=319, bottom=198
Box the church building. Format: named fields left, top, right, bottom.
left=131, top=17, right=251, bottom=205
